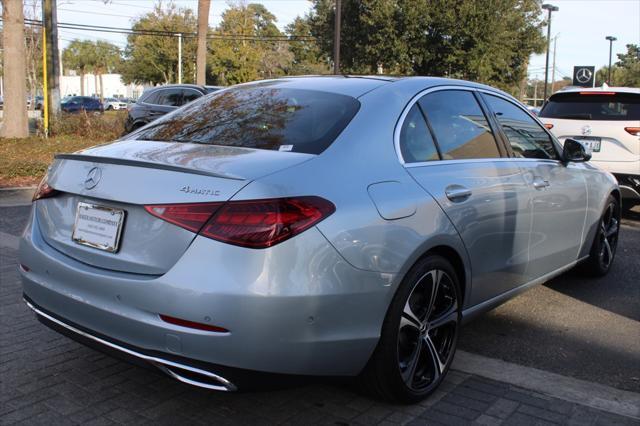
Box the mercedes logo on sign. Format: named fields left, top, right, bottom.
left=576, top=68, right=592, bottom=84
left=84, top=167, right=102, bottom=189
left=572, top=66, right=595, bottom=87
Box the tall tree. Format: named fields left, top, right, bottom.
left=24, top=0, right=43, bottom=108
left=196, top=0, right=211, bottom=85
left=208, top=3, right=293, bottom=84
left=121, top=4, right=197, bottom=85
left=285, top=16, right=330, bottom=74
left=1, top=0, right=29, bottom=138
left=307, top=0, right=545, bottom=92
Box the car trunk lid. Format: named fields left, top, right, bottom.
left=37, top=140, right=314, bottom=275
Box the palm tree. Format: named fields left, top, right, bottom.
left=62, top=40, right=94, bottom=96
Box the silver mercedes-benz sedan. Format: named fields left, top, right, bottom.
left=20, top=76, right=620, bottom=403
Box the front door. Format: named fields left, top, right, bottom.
left=481, top=93, right=588, bottom=276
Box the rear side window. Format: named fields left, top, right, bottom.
left=540, top=92, right=640, bottom=121
left=399, top=104, right=439, bottom=163
left=484, top=94, right=558, bottom=160
left=182, top=89, right=202, bottom=104
left=155, top=89, right=183, bottom=107
left=131, top=87, right=360, bottom=155
left=418, top=90, right=500, bottom=160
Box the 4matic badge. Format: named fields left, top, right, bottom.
left=180, top=185, right=221, bottom=196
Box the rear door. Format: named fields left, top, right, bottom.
left=148, top=88, right=183, bottom=119
left=402, top=88, right=532, bottom=305
left=482, top=92, right=588, bottom=275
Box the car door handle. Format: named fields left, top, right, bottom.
left=445, top=185, right=472, bottom=201
left=533, top=177, right=550, bottom=190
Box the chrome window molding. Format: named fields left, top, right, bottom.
left=394, top=85, right=564, bottom=167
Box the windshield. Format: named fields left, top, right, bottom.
left=129, top=86, right=360, bottom=155
left=540, top=92, right=640, bottom=121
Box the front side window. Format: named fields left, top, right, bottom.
left=484, top=94, right=558, bottom=160
left=130, top=86, right=360, bottom=155
left=418, top=90, right=500, bottom=160
left=399, top=104, right=439, bottom=163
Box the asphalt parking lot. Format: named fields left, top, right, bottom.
left=1, top=199, right=639, bottom=425
left=460, top=206, right=640, bottom=393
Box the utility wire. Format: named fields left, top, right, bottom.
left=2, top=17, right=317, bottom=42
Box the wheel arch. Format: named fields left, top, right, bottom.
left=392, top=239, right=471, bottom=311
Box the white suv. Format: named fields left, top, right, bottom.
left=539, top=87, right=640, bottom=205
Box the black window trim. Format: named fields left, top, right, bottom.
left=477, top=89, right=563, bottom=162
left=395, top=85, right=508, bottom=167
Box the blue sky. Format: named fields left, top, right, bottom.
left=50, top=0, right=640, bottom=81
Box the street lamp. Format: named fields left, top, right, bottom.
left=606, top=36, right=617, bottom=85
left=542, top=3, right=559, bottom=102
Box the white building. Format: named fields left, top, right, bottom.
left=60, top=73, right=147, bottom=100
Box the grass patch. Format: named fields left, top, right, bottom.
left=0, top=112, right=126, bottom=187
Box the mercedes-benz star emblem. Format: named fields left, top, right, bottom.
left=84, top=167, right=102, bottom=189
left=576, top=68, right=592, bottom=84
left=581, top=125, right=592, bottom=136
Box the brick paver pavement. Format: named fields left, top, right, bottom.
left=1, top=240, right=638, bottom=425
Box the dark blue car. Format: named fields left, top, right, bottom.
left=61, top=96, right=104, bottom=114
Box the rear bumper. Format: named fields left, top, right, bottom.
left=613, top=173, right=640, bottom=201
left=24, top=295, right=237, bottom=391
left=19, top=207, right=394, bottom=381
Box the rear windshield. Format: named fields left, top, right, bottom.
left=130, top=87, right=360, bottom=154
left=539, top=92, right=640, bottom=121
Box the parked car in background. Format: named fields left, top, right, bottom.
left=22, top=76, right=620, bottom=403
left=539, top=87, right=640, bottom=205
left=103, top=98, right=128, bottom=111
left=527, top=105, right=541, bottom=116
left=61, top=96, right=104, bottom=114
left=124, top=84, right=222, bottom=133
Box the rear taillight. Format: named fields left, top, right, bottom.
left=144, top=197, right=335, bottom=249
left=544, top=123, right=554, bottom=130
left=32, top=175, right=58, bottom=201
left=144, top=202, right=223, bottom=233
left=624, top=127, right=640, bottom=136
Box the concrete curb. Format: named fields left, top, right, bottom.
left=453, top=350, right=640, bottom=420
left=0, top=186, right=36, bottom=207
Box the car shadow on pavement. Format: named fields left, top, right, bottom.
left=544, top=220, right=639, bottom=322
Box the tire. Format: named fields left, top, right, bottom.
left=359, top=255, right=462, bottom=403
left=582, top=194, right=620, bottom=277
left=107, top=105, right=114, bottom=111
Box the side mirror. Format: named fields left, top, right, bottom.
left=563, top=138, right=592, bottom=163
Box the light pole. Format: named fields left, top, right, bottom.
left=605, top=36, right=617, bottom=85
left=542, top=4, right=558, bottom=102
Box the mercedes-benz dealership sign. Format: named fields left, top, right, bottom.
left=572, top=66, right=596, bottom=87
